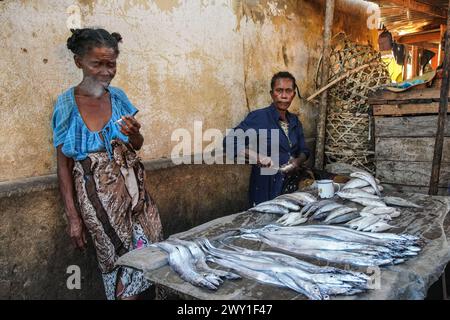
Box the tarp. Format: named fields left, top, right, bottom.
left=117, top=192, right=450, bottom=300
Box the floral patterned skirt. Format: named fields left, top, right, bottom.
left=72, top=140, right=163, bottom=300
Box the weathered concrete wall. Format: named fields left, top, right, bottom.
left=0, top=165, right=250, bottom=299
left=0, top=0, right=378, bottom=299
left=0, top=0, right=378, bottom=182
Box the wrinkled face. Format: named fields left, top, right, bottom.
left=74, top=46, right=117, bottom=87
left=270, top=78, right=296, bottom=112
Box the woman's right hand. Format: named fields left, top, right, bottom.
left=68, top=216, right=87, bottom=250
left=257, top=155, right=273, bottom=168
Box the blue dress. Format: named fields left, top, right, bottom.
left=225, top=104, right=310, bottom=205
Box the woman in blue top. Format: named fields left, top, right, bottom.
left=52, top=28, right=163, bottom=300
left=225, top=72, right=311, bottom=206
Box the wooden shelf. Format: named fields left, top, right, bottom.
left=373, top=103, right=450, bottom=116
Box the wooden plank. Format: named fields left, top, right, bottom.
left=375, top=137, right=450, bottom=162
left=387, top=0, right=447, bottom=18
left=376, top=161, right=450, bottom=187
left=368, top=88, right=450, bottom=105
left=375, top=115, right=450, bottom=137
left=397, top=30, right=440, bottom=45
left=373, top=103, right=450, bottom=116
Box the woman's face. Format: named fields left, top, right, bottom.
left=271, top=78, right=296, bottom=112
left=75, top=46, right=118, bottom=88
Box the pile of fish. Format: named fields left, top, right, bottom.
left=249, top=171, right=424, bottom=231
left=154, top=239, right=241, bottom=291
left=153, top=223, right=422, bottom=299
left=336, top=171, right=423, bottom=232
left=249, top=192, right=317, bottom=217
left=154, top=237, right=374, bottom=299
left=199, top=238, right=372, bottom=300
left=237, top=224, right=422, bottom=267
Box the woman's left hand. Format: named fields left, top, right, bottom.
left=119, top=115, right=141, bottom=137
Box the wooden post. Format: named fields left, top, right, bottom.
left=439, top=24, right=446, bottom=66
left=314, top=0, right=335, bottom=170
left=429, top=2, right=450, bottom=196
left=403, top=45, right=409, bottom=81
left=412, top=46, right=419, bottom=77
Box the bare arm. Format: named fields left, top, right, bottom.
left=56, top=146, right=87, bottom=249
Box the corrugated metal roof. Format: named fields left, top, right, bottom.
left=368, top=0, right=447, bottom=35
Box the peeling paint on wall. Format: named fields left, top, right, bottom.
left=152, top=0, right=181, bottom=13
left=0, top=0, right=377, bottom=182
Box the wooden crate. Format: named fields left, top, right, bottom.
left=372, top=88, right=450, bottom=195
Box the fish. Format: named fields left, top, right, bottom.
left=248, top=225, right=422, bottom=256
left=325, top=211, right=361, bottom=224
left=363, top=221, right=395, bottom=233
left=198, top=239, right=325, bottom=299
left=336, top=189, right=380, bottom=200
left=277, top=192, right=317, bottom=206
left=361, top=185, right=384, bottom=194
left=324, top=207, right=358, bottom=223
left=155, top=242, right=218, bottom=290
left=349, top=197, right=387, bottom=207
left=382, top=196, right=423, bottom=208
left=255, top=199, right=301, bottom=211
left=221, top=242, right=370, bottom=284
left=168, top=238, right=241, bottom=280
left=277, top=212, right=308, bottom=226
left=350, top=172, right=382, bottom=197
left=349, top=215, right=382, bottom=231
left=361, top=206, right=398, bottom=215
left=342, top=178, right=370, bottom=190
left=311, top=202, right=345, bottom=220
left=249, top=204, right=290, bottom=215
left=300, top=199, right=335, bottom=217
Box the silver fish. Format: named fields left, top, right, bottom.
left=169, top=238, right=241, bottom=280
left=350, top=172, right=382, bottom=197
left=311, top=202, right=345, bottom=220
left=250, top=204, right=290, bottom=215
left=363, top=221, right=394, bottom=233
left=342, top=178, right=370, bottom=190
left=349, top=197, right=387, bottom=207
left=350, top=215, right=382, bottom=231
left=337, top=189, right=380, bottom=200
left=277, top=192, right=317, bottom=206
left=255, top=199, right=301, bottom=211
left=156, top=242, right=218, bottom=290
left=361, top=206, right=399, bottom=215
left=383, top=196, right=423, bottom=208
left=325, top=211, right=361, bottom=225
left=277, top=212, right=308, bottom=226
left=302, top=199, right=336, bottom=217
left=199, top=239, right=324, bottom=299
left=361, top=185, right=384, bottom=194
left=324, top=207, right=358, bottom=223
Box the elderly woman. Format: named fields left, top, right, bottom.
left=52, top=28, right=163, bottom=300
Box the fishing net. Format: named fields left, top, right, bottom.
left=316, top=33, right=390, bottom=174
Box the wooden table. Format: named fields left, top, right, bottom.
left=117, top=192, right=450, bottom=300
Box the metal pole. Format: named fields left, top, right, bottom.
left=429, top=1, right=450, bottom=195
left=314, top=0, right=335, bottom=170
